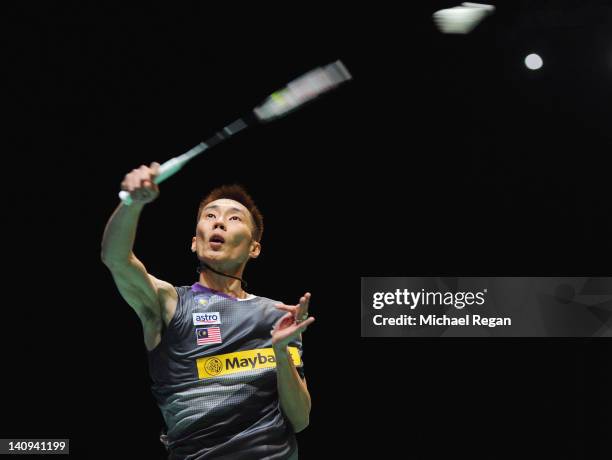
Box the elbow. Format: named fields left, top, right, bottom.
left=101, top=252, right=115, bottom=267
left=101, top=252, right=131, bottom=267
left=292, top=416, right=310, bottom=434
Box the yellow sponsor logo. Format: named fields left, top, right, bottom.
left=196, top=347, right=302, bottom=379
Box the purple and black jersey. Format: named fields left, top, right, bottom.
left=148, top=283, right=305, bottom=459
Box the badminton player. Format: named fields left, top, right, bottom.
left=101, top=162, right=314, bottom=459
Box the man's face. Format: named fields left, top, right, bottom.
left=191, top=199, right=261, bottom=269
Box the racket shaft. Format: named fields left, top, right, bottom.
left=154, top=143, right=208, bottom=184
left=118, top=118, right=249, bottom=205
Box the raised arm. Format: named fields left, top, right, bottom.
left=101, top=163, right=177, bottom=350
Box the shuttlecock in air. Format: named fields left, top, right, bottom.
left=433, top=2, right=495, bottom=34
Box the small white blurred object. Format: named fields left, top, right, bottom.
left=433, top=2, right=495, bottom=34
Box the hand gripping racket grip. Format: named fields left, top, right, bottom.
left=118, top=143, right=208, bottom=206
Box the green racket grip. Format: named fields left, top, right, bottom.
left=118, top=142, right=208, bottom=206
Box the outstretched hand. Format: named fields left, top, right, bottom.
left=271, top=292, right=315, bottom=350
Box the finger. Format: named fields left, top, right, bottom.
left=297, top=296, right=306, bottom=318
left=299, top=316, right=315, bottom=330
left=275, top=303, right=300, bottom=317
left=275, top=302, right=300, bottom=308
left=290, top=317, right=315, bottom=335
left=298, top=292, right=311, bottom=318
left=282, top=311, right=293, bottom=321
left=271, top=313, right=299, bottom=336
left=139, top=166, right=154, bottom=183
left=284, top=317, right=315, bottom=339
left=273, top=312, right=293, bottom=327
left=137, top=166, right=150, bottom=184
left=133, top=171, right=147, bottom=191
left=274, top=303, right=292, bottom=309
left=275, top=305, right=298, bottom=314
left=302, top=293, right=311, bottom=310
left=126, top=174, right=139, bottom=192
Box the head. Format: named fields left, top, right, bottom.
left=191, top=184, right=263, bottom=273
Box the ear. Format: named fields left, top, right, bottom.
left=249, top=240, right=261, bottom=259
left=191, top=236, right=196, bottom=252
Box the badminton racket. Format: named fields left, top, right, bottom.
left=118, top=60, right=352, bottom=205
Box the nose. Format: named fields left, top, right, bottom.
left=213, top=217, right=226, bottom=231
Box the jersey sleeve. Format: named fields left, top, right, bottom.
left=167, top=286, right=189, bottom=329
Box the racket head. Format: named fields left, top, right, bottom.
left=254, top=60, right=352, bottom=122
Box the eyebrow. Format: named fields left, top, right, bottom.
left=202, top=205, right=246, bottom=215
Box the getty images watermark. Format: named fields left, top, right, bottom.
left=361, top=277, right=612, bottom=337
left=370, top=287, right=510, bottom=328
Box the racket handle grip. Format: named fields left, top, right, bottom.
left=118, top=157, right=188, bottom=206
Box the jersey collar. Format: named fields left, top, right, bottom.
left=191, top=282, right=239, bottom=300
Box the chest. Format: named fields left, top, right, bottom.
left=171, top=297, right=281, bottom=354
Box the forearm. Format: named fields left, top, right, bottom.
left=273, top=345, right=311, bottom=433
left=100, top=202, right=146, bottom=264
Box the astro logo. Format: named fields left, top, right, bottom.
left=193, top=312, right=221, bottom=326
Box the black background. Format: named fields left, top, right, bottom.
left=4, top=1, right=612, bottom=459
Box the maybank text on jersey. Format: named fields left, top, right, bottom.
left=196, top=347, right=302, bottom=379
left=373, top=314, right=512, bottom=328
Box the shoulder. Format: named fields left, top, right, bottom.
left=252, top=295, right=282, bottom=306
left=252, top=296, right=285, bottom=315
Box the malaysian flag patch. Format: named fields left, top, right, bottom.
left=195, top=327, right=222, bottom=346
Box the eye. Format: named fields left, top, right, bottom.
left=206, top=213, right=216, bottom=219
left=230, top=216, right=242, bottom=221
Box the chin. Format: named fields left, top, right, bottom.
left=202, top=253, right=231, bottom=266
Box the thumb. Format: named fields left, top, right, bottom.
left=274, top=312, right=293, bottom=328
left=151, top=162, right=160, bottom=175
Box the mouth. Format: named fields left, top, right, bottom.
left=209, top=234, right=226, bottom=248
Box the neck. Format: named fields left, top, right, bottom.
left=198, top=262, right=247, bottom=299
